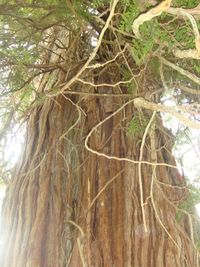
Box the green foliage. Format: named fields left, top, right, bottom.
left=181, top=186, right=200, bottom=211
left=127, top=113, right=149, bottom=138
left=173, top=127, right=190, bottom=146
left=131, top=20, right=160, bottom=65
left=194, top=63, right=200, bottom=74
left=176, top=185, right=200, bottom=222
left=119, top=0, right=139, bottom=32
left=0, top=0, right=93, bottom=117
left=130, top=12, right=198, bottom=65
left=172, top=0, right=199, bottom=8
left=174, top=24, right=195, bottom=49
left=118, top=0, right=199, bottom=68
left=92, top=0, right=110, bottom=8
left=122, top=69, right=137, bottom=93
left=148, top=57, right=160, bottom=76
left=18, top=86, right=35, bottom=113
left=177, top=58, right=200, bottom=77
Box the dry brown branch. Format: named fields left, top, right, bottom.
left=174, top=103, right=200, bottom=116
left=112, top=30, right=139, bottom=91
left=68, top=220, right=88, bottom=267
left=160, top=67, right=200, bottom=114
left=63, top=90, right=133, bottom=97
left=178, top=85, right=200, bottom=95
left=150, top=168, right=183, bottom=258
left=149, top=125, right=185, bottom=263
left=159, top=62, right=169, bottom=91
left=157, top=180, right=188, bottom=190
left=159, top=56, right=200, bottom=85
left=86, top=169, right=124, bottom=213
left=138, top=111, right=157, bottom=232
left=87, top=45, right=127, bottom=69
left=155, top=180, right=200, bottom=254
left=134, top=97, right=200, bottom=129
left=173, top=48, right=200, bottom=59
left=76, top=77, right=135, bottom=88
left=59, top=93, right=85, bottom=141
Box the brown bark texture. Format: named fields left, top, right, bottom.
left=0, top=27, right=199, bottom=267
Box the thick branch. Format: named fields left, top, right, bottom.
left=134, top=97, right=200, bottom=130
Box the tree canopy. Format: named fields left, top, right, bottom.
left=0, top=0, right=200, bottom=133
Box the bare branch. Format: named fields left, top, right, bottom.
left=134, top=97, right=200, bottom=130
left=159, top=56, right=200, bottom=85
left=138, top=111, right=157, bottom=232
left=76, top=77, right=135, bottom=88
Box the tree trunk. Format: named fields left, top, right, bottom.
left=0, top=29, right=199, bottom=267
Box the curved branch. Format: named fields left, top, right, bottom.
left=132, top=2, right=200, bottom=59
left=85, top=98, right=177, bottom=169
left=132, top=0, right=172, bottom=38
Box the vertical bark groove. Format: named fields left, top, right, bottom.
left=0, top=27, right=199, bottom=267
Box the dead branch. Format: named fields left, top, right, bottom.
left=134, top=97, right=200, bottom=130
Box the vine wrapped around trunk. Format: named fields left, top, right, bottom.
left=0, top=1, right=200, bottom=266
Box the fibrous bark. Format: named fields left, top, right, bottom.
left=0, top=21, right=199, bottom=267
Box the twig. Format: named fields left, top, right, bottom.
left=159, top=56, right=200, bottom=85
left=63, top=90, right=133, bottom=97
left=87, top=45, right=127, bottom=69
left=68, top=220, right=88, bottom=267
left=148, top=123, right=185, bottom=264
left=59, top=93, right=85, bottom=140
left=138, top=111, right=157, bottom=232
left=86, top=169, right=124, bottom=214
left=76, top=77, right=135, bottom=88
